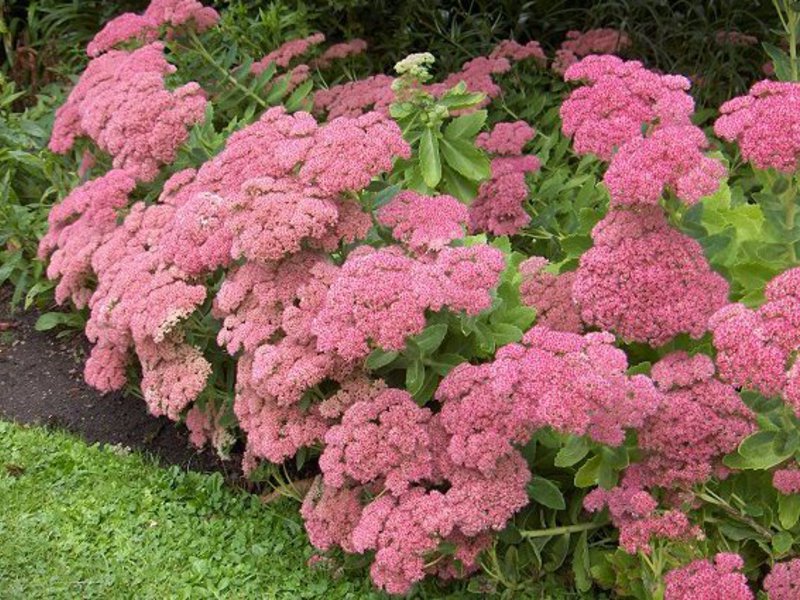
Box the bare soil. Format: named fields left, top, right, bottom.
left=0, top=294, right=242, bottom=480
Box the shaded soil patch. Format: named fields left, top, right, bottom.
left=0, top=292, right=243, bottom=481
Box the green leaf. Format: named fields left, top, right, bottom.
left=574, top=456, right=602, bottom=488
left=444, top=110, right=487, bottom=140
left=554, top=437, right=589, bottom=468
left=406, top=360, right=425, bottom=396
left=772, top=531, right=794, bottom=555
left=779, top=494, right=800, bottom=530
left=413, top=323, right=449, bottom=355
left=527, top=477, right=566, bottom=510
left=419, top=128, right=442, bottom=188
left=763, top=42, right=793, bottom=81
left=365, top=349, right=399, bottom=370
left=573, top=531, right=592, bottom=593
left=730, top=431, right=794, bottom=470
left=34, top=311, right=81, bottom=331
left=371, top=184, right=401, bottom=210
left=439, top=137, right=491, bottom=182
left=490, top=323, right=524, bottom=346
left=440, top=164, right=478, bottom=203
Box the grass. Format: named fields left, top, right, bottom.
left=0, top=420, right=388, bottom=600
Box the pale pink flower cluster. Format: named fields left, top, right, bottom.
left=49, top=43, right=207, bottom=182
left=312, top=39, right=367, bottom=69
left=604, top=125, right=726, bottom=206
left=377, top=190, right=468, bottom=253
left=584, top=475, right=701, bottom=554
left=428, top=56, right=511, bottom=103
left=252, top=33, right=325, bottom=74
left=573, top=206, right=729, bottom=346
left=664, top=553, right=753, bottom=600
left=476, top=120, right=535, bottom=156
left=86, top=0, right=219, bottom=57
left=553, top=28, right=631, bottom=75
left=715, top=80, right=800, bottom=172
left=313, top=75, right=395, bottom=119
left=37, top=169, right=136, bottom=308
left=710, top=267, right=800, bottom=414
left=637, top=352, right=755, bottom=488
left=489, top=40, right=547, bottom=66
left=469, top=152, right=540, bottom=236
left=519, top=257, right=582, bottom=333
left=764, top=559, right=800, bottom=600
left=312, top=245, right=505, bottom=361
left=561, top=55, right=694, bottom=160
left=305, top=408, right=529, bottom=594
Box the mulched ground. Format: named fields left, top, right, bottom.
left=0, top=292, right=243, bottom=481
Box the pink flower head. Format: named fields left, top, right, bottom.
left=585, top=475, right=702, bottom=554
left=312, top=39, right=367, bottom=69
left=313, top=245, right=504, bottom=361
left=664, top=554, right=753, bottom=600
left=561, top=55, right=694, bottom=160
left=715, top=80, right=800, bottom=172
left=86, top=0, right=218, bottom=57
left=469, top=155, right=540, bottom=235
left=715, top=30, right=758, bottom=46
left=773, top=466, right=800, bottom=495
left=377, top=190, right=468, bottom=253
left=489, top=40, right=547, bottom=66
left=476, top=121, right=536, bottom=156
left=637, top=352, right=755, bottom=488
left=764, top=559, right=800, bottom=600
left=573, top=206, right=729, bottom=346
left=313, top=75, right=395, bottom=119
left=604, top=125, right=726, bottom=206
left=561, top=28, right=631, bottom=57
left=320, top=389, right=435, bottom=494
left=428, top=56, right=511, bottom=103
left=252, top=33, right=326, bottom=74
left=136, top=336, right=211, bottom=420
left=519, top=257, right=582, bottom=333
left=50, top=43, right=208, bottom=181
left=301, top=479, right=364, bottom=553
left=38, top=169, right=136, bottom=308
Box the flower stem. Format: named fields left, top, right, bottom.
left=186, top=31, right=268, bottom=109
left=519, top=520, right=608, bottom=538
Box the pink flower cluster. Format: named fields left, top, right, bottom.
left=584, top=475, right=701, bottom=554
left=49, top=42, right=207, bottom=182
left=252, top=33, right=326, bottom=74
left=519, top=257, right=582, bottom=333
left=553, top=28, right=631, bottom=75
left=710, top=267, right=800, bottom=414
left=561, top=55, right=694, bottom=160
left=764, top=559, right=800, bottom=600
left=489, top=40, right=547, bottom=66
left=312, top=39, right=367, bottom=69
left=476, top=120, right=535, bottom=156
left=428, top=56, right=511, bottom=103
left=38, top=169, right=137, bottom=308
left=637, top=352, right=755, bottom=488
left=664, top=553, right=753, bottom=600
left=86, top=0, right=219, bottom=57
left=469, top=150, right=541, bottom=236
left=604, top=125, right=725, bottom=206
left=715, top=80, right=800, bottom=172
left=715, top=30, right=758, bottom=47
left=312, top=245, right=505, bottom=361
left=573, top=206, right=729, bottom=346
left=313, top=75, right=395, bottom=119
left=773, top=467, right=800, bottom=495
left=377, top=190, right=469, bottom=253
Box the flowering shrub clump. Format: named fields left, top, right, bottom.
left=38, top=2, right=800, bottom=597
left=49, top=42, right=207, bottom=182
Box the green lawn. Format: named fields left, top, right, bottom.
left=0, top=420, right=388, bottom=599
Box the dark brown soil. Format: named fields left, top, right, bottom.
left=0, top=296, right=242, bottom=480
